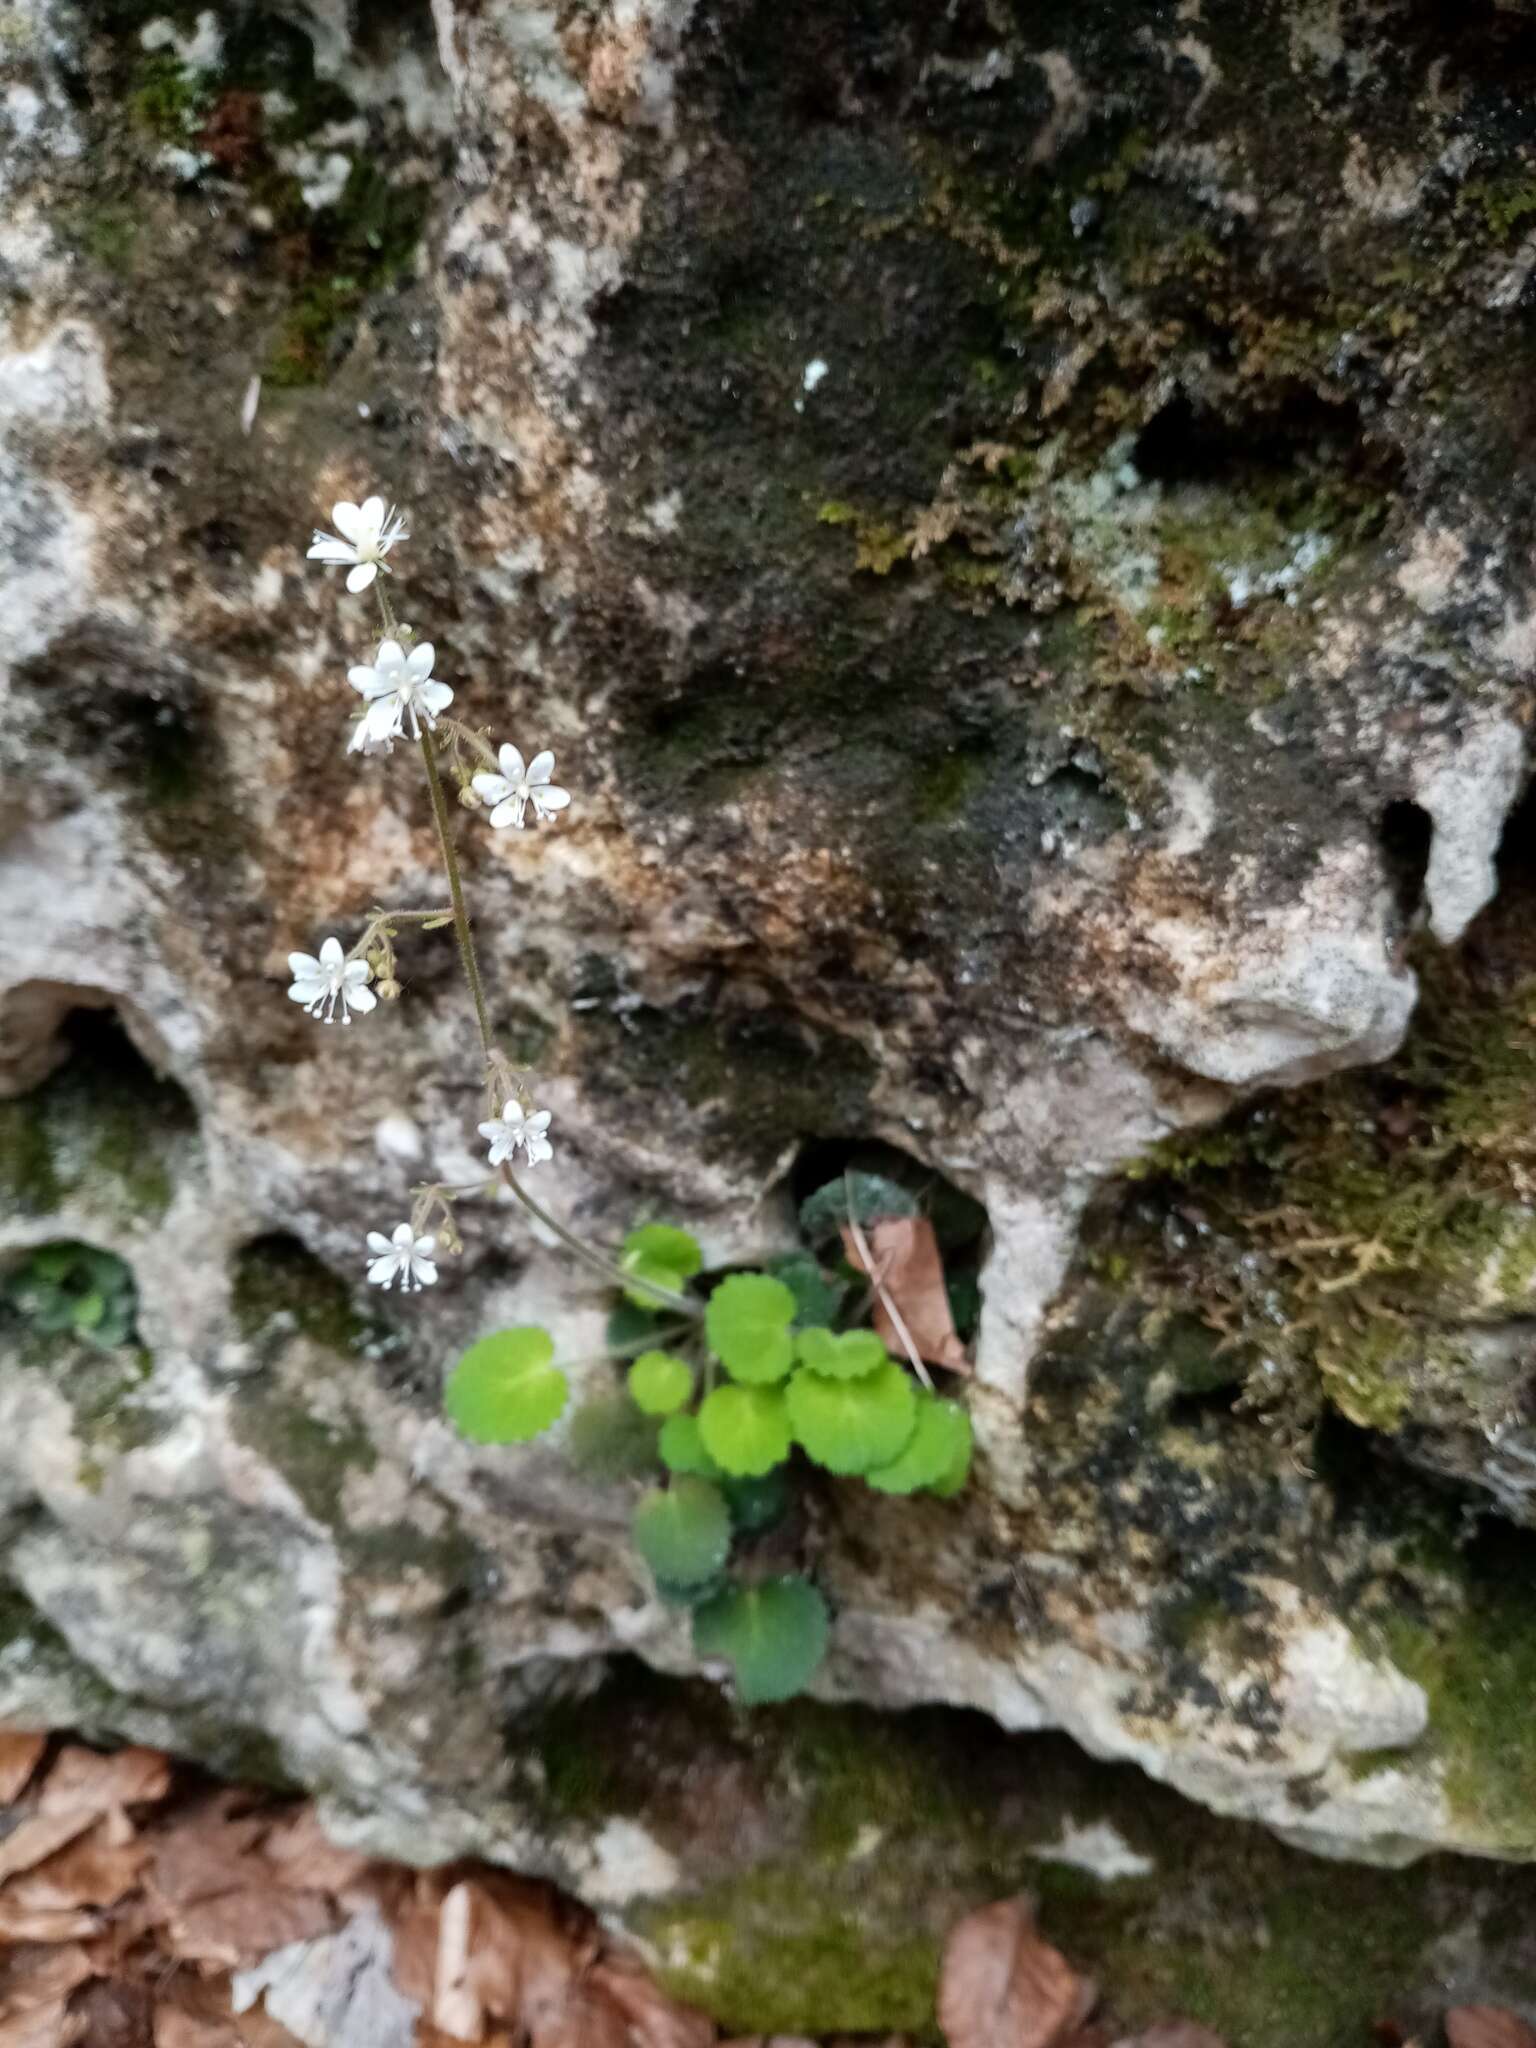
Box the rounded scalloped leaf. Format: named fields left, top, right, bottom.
left=631, top=1478, right=731, bottom=1587
left=697, top=1384, right=791, bottom=1477
left=627, top=1349, right=695, bottom=1416
left=620, top=1224, right=703, bottom=1310
left=786, top=1358, right=917, bottom=1474
left=765, top=1253, right=846, bottom=1330
left=866, top=1395, right=971, bottom=1494
left=798, top=1171, right=918, bottom=1245
left=705, top=1273, right=797, bottom=1383
left=658, top=1412, right=723, bottom=1478
left=693, top=1576, right=830, bottom=1704
left=795, top=1326, right=889, bottom=1380
left=445, top=1327, right=568, bottom=1444
left=930, top=1406, right=974, bottom=1497
left=722, top=1470, right=792, bottom=1534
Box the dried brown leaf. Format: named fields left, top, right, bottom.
left=38, top=1746, right=170, bottom=1820
left=0, top=1813, right=96, bottom=1886
left=938, top=1896, right=1094, bottom=2048
left=0, top=1945, right=96, bottom=2020
left=257, top=1806, right=373, bottom=1898
left=8, top=1818, right=148, bottom=1911
left=145, top=1799, right=270, bottom=1912
left=0, top=1736, right=48, bottom=1807
left=165, top=1885, right=337, bottom=1970
left=431, top=1875, right=579, bottom=2040
left=0, top=1905, right=99, bottom=1944
left=154, top=1974, right=307, bottom=2048
left=588, top=1954, right=716, bottom=2048
left=841, top=1218, right=971, bottom=1374
left=65, top=1979, right=153, bottom=2048
left=1446, top=2010, right=1536, bottom=2048
left=0, top=1995, right=78, bottom=2048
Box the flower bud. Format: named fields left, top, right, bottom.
left=458, top=784, right=481, bottom=809
left=377, top=976, right=403, bottom=1001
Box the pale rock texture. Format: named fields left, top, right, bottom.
left=4, top=3, right=1536, bottom=2026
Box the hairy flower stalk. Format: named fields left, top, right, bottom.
left=297, top=488, right=700, bottom=1319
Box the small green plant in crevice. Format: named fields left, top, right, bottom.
left=286, top=496, right=980, bottom=1711
left=4, top=1242, right=138, bottom=1350
left=5, top=1242, right=138, bottom=1351
left=443, top=1180, right=975, bottom=1705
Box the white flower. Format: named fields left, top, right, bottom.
left=478, top=1102, right=555, bottom=1170
left=307, top=496, right=408, bottom=592
left=286, top=935, right=376, bottom=1024
left=364, top=1221, right=438, bottom=1291
left=347, top=639, right=452, bottom=752
left=471, top=745, right=571, bottom=830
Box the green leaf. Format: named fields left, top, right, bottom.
left=623, top=1223, right=704, bottom=1278
left=794, top=1327, right=888, bottom=1380
left=607, top=1299, right=663, bottom=1352
left=930, top=1408, right=974, bottom=1497
left=659, top=1412, right=724, bottom=1478
left=722, top=1470, right=792, bottom=1534
left=654, top=1573, right=728, bottom=1610
left=567, top=1395, right=662, bottom=1480
left=620, top=1224, right=702, bottom=1310
left=445, top=1327, right=568, bottom=1444
left=786, top=1359, right=918, bottom=1474
left=697, top=1384, right=791, bottom=1477
left=798, top=1171, right=917, bottom=1245
left=705, top=1273, right=797, bottom=1383
left=627, top=1349, right=695, bottom=1416
left=866, top=1395, right=971, bottom=1494
left=693, top=1576, right=830, bottom=1704
left=946, top=1271, right=982, bottom=1340
left=29, top=1246, right=75, bottom=1284
left=765, top=1253, right=846, bottom=1329
left=73, top=1290, right=106, bottom=1331
left=632, top=1478, right=731, bottom=1587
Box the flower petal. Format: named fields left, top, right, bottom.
left=286, top=981, right=319, bottom=1004
left=413, top=1234, right=438, bottom=1260
left=526, top=750, right=555, bottom=785
left=346, top=562, right=378, bottom=592
left=343, top=958, right=373, bottom=986
left=287, top=951, right=321, bottom=978
left=308, top=536, right=355, bottom=563
left=406, top=642, right=435, bottom=679
left=412, top=1259, right=438, bottom=1287
left=497, top=743, right=526, bottom=784
left=536, top=785, right=571, bottom=812
left=330, top=501, right=363, bottom=540
left=366, top=1256, right=397, bottom=1285
left=366, top=1231, right=393, bottom=1255
left=472, top=773, right=510, bottom=803
left=374, top=640, right=405, bottom=673
left=319, top=936, right=345, bottom=969
left=526, top=1111, right=552, bottom=1133
left=420, top=682, right=454, bottom=715
left=486, top=798, right=521, bottom=830
left=391, top=1222, right=415, bottom=1248
left=348, top=665, right=381, bottom=696
left=358, top=495, right=385, bottom=535
left=346, top=985, right=377, bottom=1014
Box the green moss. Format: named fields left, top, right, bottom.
left=230, top=1382, right=378, bottom=1526
left=1090, top=948, right=1536, bottom=1434
left=231, top=1235, right=374, bottom=1353
left=263, top=163, right=429, bottom=387
left=1370, top=1530, right=1536, bottom=1848
left=1462, top=174, right=1536, bottom=243
left=128, top=50, right=205, bottom=143
left=644, top=1894, right=942, bottom=2038
left=0, top=1045, right=189, bottom=1225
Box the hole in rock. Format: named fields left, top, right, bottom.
left=1390, top=0, right=1536, bottom=89
left=1379, top=797, right=1433, bottom=925
left=1131, top=384, right=1401, bottom=496
left=1463, top=773, right=1536, bottom=985
left=787, top=1136, right=989, bottom=1340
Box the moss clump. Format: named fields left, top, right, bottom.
left=231, top=1234, right=377, bottom=1354
left=1368, top=1525, right=1536, bottom=1848
left=1092, top=947, right=1536, bottom=1435
left=128, top=50, right=205, bottom=144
